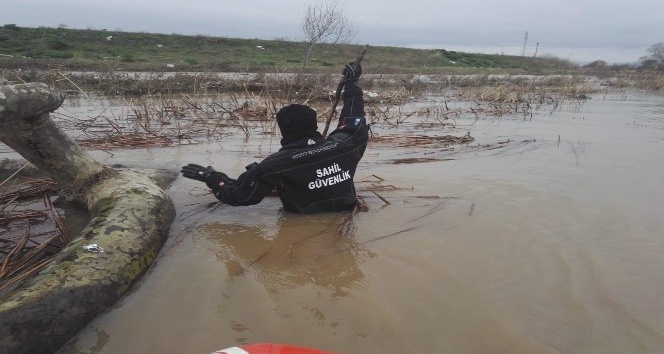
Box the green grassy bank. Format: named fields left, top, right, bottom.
left=0, top=24, right=577, bottom=74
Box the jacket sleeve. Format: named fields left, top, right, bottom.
left=328, top=81, right=368, bottom=141
left=208, top=163, right=275, bottom=206
left=339, top=81, right=365, bottom=121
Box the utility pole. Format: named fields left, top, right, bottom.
left=522, top=31, right=528, bottom=56
left=534, top=43, right=540, bottom=57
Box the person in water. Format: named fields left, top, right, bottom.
left=181, top=62, right=368, bottom=213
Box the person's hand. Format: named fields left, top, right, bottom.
left=181, top=163, right=216, bottom=182
left=181, top=164, right=230, bottom=188
left=342, top=61, right=362, bottom=82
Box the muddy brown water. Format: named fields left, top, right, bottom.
left=3, top=89, right=663, bottom=354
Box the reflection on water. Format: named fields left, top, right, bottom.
left=49, top=90, right=664, bottom=354
left=200, top=214, right=374, bottom=298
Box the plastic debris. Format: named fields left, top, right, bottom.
left=83, top=244, right=104, bottom=253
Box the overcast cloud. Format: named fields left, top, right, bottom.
left=3, top=0, right=663, bottom=63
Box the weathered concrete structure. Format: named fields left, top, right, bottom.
left=0, top=83, right=176, bottom=354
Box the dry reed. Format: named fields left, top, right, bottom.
left=369, top=133, right=474, bottom=148
left=0, top=177, right=69, bottom=294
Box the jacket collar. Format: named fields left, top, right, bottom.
left=279, top=131, right=324, bottom=150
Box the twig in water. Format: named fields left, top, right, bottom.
left=337, top=198, right=369, bottom=237
left=59, top=72, right=90, bottom=99
left=249, top=247, right=272, bottom=265
left=371, top=190, right=391, bottom=205
left=288, top=217, right=338, bottom=256
left=360, top=226, right=422, bottom=245
left=178, top=201, right=226, bottom=222
left=0, top=163, right=29, bottom=189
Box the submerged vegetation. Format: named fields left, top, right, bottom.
left=0, top=175, right=69, bottom=294
left=29, top=73, right=597, bottom=153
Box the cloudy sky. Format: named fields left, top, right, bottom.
left=3, top=0, right=663, bottom=63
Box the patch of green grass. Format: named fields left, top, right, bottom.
left=0, top=25, right=577, bottom=74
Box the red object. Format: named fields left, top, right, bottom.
left=212, top=343, right=338, bottom=354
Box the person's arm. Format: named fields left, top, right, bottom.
left=328, top=63, right=367, bottom=140
left=208, top=165, right=274, bottom=206
left=338, top=80, right=365, bottom=124
left=180, top=163, right=273, bottom=206
left=328, top=82, right=367, bottom=139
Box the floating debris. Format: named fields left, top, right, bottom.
left=370, top=133, right=474, bottom=148
left=389, top=157, right=448, bottom=164
left=77, top=133, right=175, bottom=149
left=0, top=178, right=59, bottom=204
left=83, top=244, right=104, bottom=253
left=0, top=177, right=70, bottom=294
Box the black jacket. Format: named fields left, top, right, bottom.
left=209, top=81, right=368, bottom=213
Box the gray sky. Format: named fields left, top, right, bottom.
left=3, top=0, right=663, bottom=63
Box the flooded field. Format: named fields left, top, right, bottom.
left=3, top=84, right=663, bottom=353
